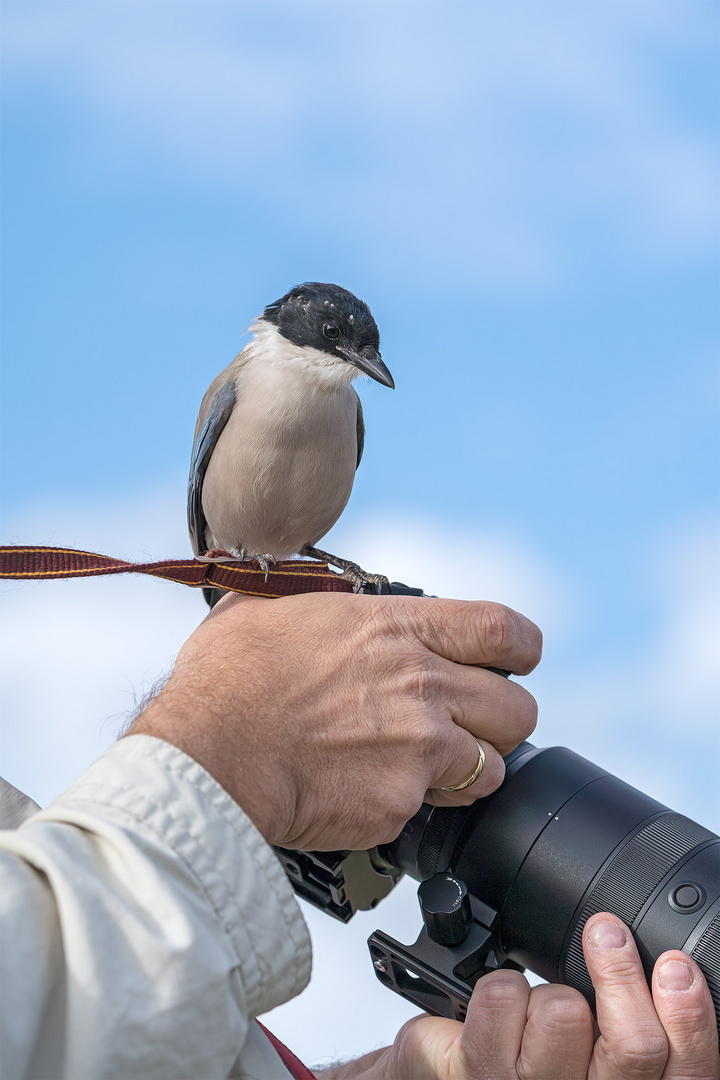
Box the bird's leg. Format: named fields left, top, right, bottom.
left=302, top=545, right=390, bottom=592
left=230, top=547, right=248, bottom=560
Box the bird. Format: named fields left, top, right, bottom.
left=188, top=282, right=395, bottom=601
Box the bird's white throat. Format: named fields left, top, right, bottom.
left=245, top=319, right=361, bottom=390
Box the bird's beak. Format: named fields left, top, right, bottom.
left=337, top=345, right=395, bottom=389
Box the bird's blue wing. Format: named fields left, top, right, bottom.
left=187, top=379, right=237, bottom=555
left=355, top=393, right=365, bottom=469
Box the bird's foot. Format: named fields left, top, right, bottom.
left=340, top=563, right=392, bottom=592
left=229, top=548, right=277, bottom=581
left=301, top=545, right=390, bottom=593
left=255, top=553, right=277, bottom=582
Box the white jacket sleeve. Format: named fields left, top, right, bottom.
left=0, top=734, right=312, bottom=1080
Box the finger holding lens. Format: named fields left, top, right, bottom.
left=446, top=659, right=539, bottom=755
left=428, top=733, right=506, bottom=805
left=651, top=950, right=720, bottom=1080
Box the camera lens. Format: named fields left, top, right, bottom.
left=381, top=744, right=719, bottom=1026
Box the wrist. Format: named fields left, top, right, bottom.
left=129, top=689, right=296, bottom=845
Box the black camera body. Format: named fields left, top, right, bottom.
left=276, top=741, right=719, bottom=1029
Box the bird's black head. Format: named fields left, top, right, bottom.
left=262, top=282, right=394, bottom=388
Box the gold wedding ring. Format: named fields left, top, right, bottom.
left=440, top=739, right=485, bottom=791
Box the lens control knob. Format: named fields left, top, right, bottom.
left=668, top=882, right=706, bottom=913
left=418, top=873, right=472, bottom=945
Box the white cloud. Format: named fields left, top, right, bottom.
left=652, top=522, right=720, bottom=707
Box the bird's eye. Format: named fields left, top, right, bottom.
left=323, top=323, right=340, bottom=339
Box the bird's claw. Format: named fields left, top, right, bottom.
left=256, top=554, right=277, bottom=582
left=301, top=545, right=389, bottom=592
left=229, top=548, right=277, bottom=582
left=339, top=563, right=391, bottom=592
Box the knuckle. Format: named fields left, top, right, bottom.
left=525, top=620, right=543, bottom=669
left=602, top=1029, right=668, bottom=1078
left=531, top=990, right=591, bottom=1039
left=401, top=662, right=444, bottom=705
left=476, top=602, right=543, bottom=673
left=596, top=954, right=643, bottom=984
left=379, top=782, right=425, bottom=842
left=659, top=997, right=713, bottom=1043
left=491, top=685, right=538, bottom=756
left=481, top=751, right=505, bottom=794
left=510, top=685, right=539, bottom=741
left=354, top=595, right=407, bottom=640
left=352, top=602, right=395, bottom=657
left=377, top=818, right=412, bottom=846
left=479, top=602, right=517, bottom=662
left=408, top=715, right=443, bottom=764
left=476, top=972, right=528, bottom=1011
left=470, top=753, right=505, bottom=798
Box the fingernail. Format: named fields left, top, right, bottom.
left=587, top=919, right=627, bottom=950
left=658, top=959, right=694, bottom=993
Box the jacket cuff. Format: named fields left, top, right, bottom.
left=34, top=733, right=313, bottom=1017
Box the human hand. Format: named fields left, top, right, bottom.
left=367, top=912, right=718, bottom=1080
left=129, top=590, right=540, bottom=848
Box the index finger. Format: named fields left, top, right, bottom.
left=394, top=597, right=543, bottom=675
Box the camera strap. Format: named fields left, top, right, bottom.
left=0, top=545, right=355, bottom=598
left=255, top=1021, right=316, bottom=1080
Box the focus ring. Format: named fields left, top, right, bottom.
left=690, top=911, right=720, bottom=1029
left=562, top=813, right=714, bottom=1003
left=418, top=807, right=463, bottom=881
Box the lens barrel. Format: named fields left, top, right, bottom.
left=380, top=743, right=719, bottom=1025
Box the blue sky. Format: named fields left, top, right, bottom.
left=1, top=0, right=719, bottom=1064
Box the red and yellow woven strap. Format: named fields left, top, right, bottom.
left=0, top=545, right=354, bottom=598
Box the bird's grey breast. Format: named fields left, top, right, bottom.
left=200, top=359, right=360, bottom=558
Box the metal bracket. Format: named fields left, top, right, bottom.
left=368, top=895, right=524, bottom=1021
left=274, top=846, right=402, bottom=922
